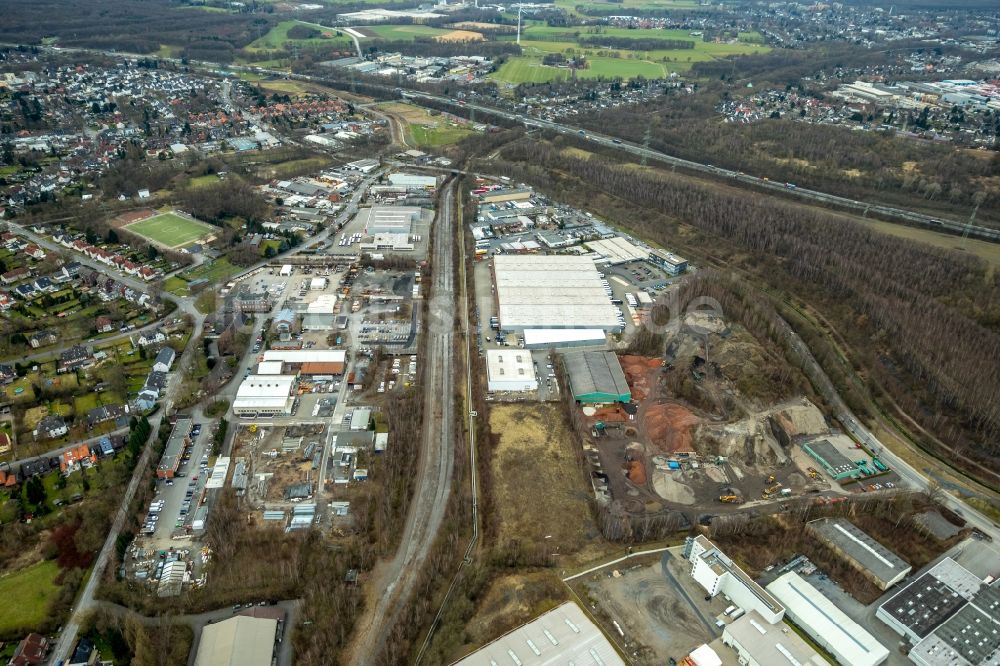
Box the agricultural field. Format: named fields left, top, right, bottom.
left=0, top=560, right=61, bottom=635
left=358, top=24, right=469, bottom=41
left=245, top=20, right=354, bottom=53
left=489, top=404, right=603, bottom=562
left=124, top=212, right=215, bottom=249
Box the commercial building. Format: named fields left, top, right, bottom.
left=486, top=349, right=538, bottom=392
left=453, top=601, right=624, bottom=666
left=586, top=237, right=649, bottom=264
left=274, top=308, right=296, bottom=340
left=807, top=518, right=911, bottom=590
left=766, top=571, right=889, bottom=666
left=722, top=610, right=826, bottom=666
left=685, top=535, right=786, bottom=624
left=262, top=349, right=346, bottom=373
left=232, top=375, right=297, bottom=416
left=648, top=248, right=688, bottom=275
left=492, top=255, right=621, bottom=334
left=257, top=360, right=285, bottom=375
left=360, top=232, right=415, bottom=252
left=356, top=206, right=420, bottom=235
left=157, top=417, right=190, bottom=479
left=565, top=351, right=631, bottom=404
left=522, top=328, right=608, bottom=349
left=802, top=439, right=860, bottom=480
left=387, top=173, right=437, bottom=190
left=877, top=557, right=1000, bottom=666
left=194, top=615, right=277, bottom=666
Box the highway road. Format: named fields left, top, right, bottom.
left=345, top=178, right=458, bottom=665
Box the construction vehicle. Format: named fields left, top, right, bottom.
left=807, top=467, right=819, bottom=479
left=762, top=483, right=782, bottom=497
left=766, top=474, right=776, bottom=484
left=719, top=495, right=742, bottom=504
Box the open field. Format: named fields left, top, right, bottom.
left=246, top=20, right=353, bottom=53
left=165, top=257, right=241, bottom=296
left=125, top=212, right=215, bottom=249
left=379, top=102, right=474, bottom=147
left=489, top=404, right=600, bottom=561
left=556, top=0, right=700, bottom=13
left=0, top=560, right=61, bottom=635
left=359, top=24, right=458, bottom=41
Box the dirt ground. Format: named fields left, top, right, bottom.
left=435, top=29, right=485, bottom=42
left=489, top=404, right=604, bottom=561
left=462, top=571, right=569, bottom=648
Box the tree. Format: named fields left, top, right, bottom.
left=24, top=475, right=46, bottom=507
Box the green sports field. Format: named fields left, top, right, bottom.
left=125, top=212, right=215, bottom=249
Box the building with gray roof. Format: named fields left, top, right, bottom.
left=564, top=351, right=631, bottom=404
left=807, top=518, right=911, bottom=590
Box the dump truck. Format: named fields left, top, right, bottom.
left=719, top=495, right=742, bottom=503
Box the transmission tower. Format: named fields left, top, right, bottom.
left=640, top=125, right=652, bottom=166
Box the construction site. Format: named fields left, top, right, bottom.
left=569, top=310, right=905, bottom=537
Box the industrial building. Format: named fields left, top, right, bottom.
left=356, top=206, right=420, bottom=235
left=806, top=518, right=911, bottom=590
left=877, top=557, right=1000, bottom=666
left=232, top=375, right=297, bottom=416
left=194, top=615, right=277, bottom=666
left=387, top=173, right=437, bottom=190
left=802, top=439, right=860, bottom=480
left=156, top=417, right=190, bottom=479
left=564, top=351, right=631, bottom=404
left=273, top=308, right=296, bottom=340
left=360, top=232, right=415, bottom=252
left=522, top=328, right=608, bottom=349
left=492, top=255, right=621, bottom=339
left=452, top=601, right=625, bottom=666
left=721, top=610, right=826, bottom=666
left=766, top=571, right=889, bottom=666
left=262, top=349, right=346, bottom=374
left=585, top=237, right=649, bottom=264
left=647, top=248, right=688, bottom=275
left=684, top=535, right=786, bottom=625
left=486, top=349, right=538, bottom=392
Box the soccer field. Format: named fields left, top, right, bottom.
left=125, top=212, right=214, bottom=248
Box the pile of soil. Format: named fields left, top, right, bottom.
left=645, top=402, right=699, bottom=454
left=769, top=399, right=828, bottom=442
left=626, top=460, right=647, bottom=486
left=620, top=355, right=663, bottom=402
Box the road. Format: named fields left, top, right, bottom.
left=344, top=179, right=458, bottom=665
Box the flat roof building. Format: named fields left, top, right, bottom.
left=803, top=439, right=860, bottom=480
left=877, top=556, right=1000, bottom=665
left=807, top=518, right=911, bottom=590
left=685, top=535, right=786, bottom=625
left=356, top=206, right=420, bottom=235
left=767, top=571, right=889, bottom=666
left=493, top=255, right=621, bottom=332
left=486, top=349, right=538, bottom=393
left=522, top=328, right=607, bottom=349
left=586, top=237, right=649, bottom=264
left=194, top=615, right=277, bottom=666
left=232, top=375, right=296, bottom=416
left=648, top=248, right=688, bottom=275
left=722, top=610, right=826, bottom=666
left=565, top=351, right=631, bottom=404
left=388, top=173, right=437, bottom=190
left=452, top=601, right=624, bottom=666
left=156, top=417, right=190, bottom=479
left=262, top=349, right=346, bottom=366
left=257, top=360, right=285, bottom=375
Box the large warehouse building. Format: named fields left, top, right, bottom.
left=492, top=255, right=621, bottom=343
left=767, top=571, right=889, bottom=666
left=261, top=349, right=346, bottom=374
left=721, top=610, right=826, bottom=666
left=486, top=349, right=538, bottom=393
left=194, top=616, right=277, bottom=666
left=807, top=518, right=911, bottom=590
left=803, top=438, right=861, bottom=480
left=877, top=557, right=1000, bottom=666
left=232, top=375, right=296, bottom=417
left=564, top=351, right=631, bottom=404
left=684, top=535, right=786, bottom=625
left=357, top=206, right=420, bottom=235
left=453, top=601, right=624, bottom=666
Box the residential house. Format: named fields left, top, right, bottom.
left=9, top=632, right=48, bottom=665
left=60, top=443, right=95, bottom=473
left=135, top=389, right=158, bottom=412
left=0, top=468, right=18, bottom=489
left=28, top=330, right=57, bottom=348
left=19, top=458, right=49, bottom=478
left=32, top=276, right=53, bottom=292
left=139, top=266, right=156, bottom=281
left=144, top=370, right=168, bottom=395
left=95, top=316, right=115, bottom=333
left=13, top=283, right=35, bottom=299
left=153, top=347, right=175, bottom=373
left=86, top=404, right=127, bottom=428
left=0, top=363, right=15, bottom=385
left=1, top=267, right=30, bottom=284
left=23, top=244, right=45, bottom=259
left=58, top=345, right=93, bottom=373
left=67, top=637, right=95, bottom=666
left=0, top=293, right=14, bottom=310
left=136, top=330, right=166, bottom=347
left=33, top=415, right=68, bottom=440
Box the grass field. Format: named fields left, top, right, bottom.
left=379, top=102, right=475, bottom=146
left=187, top=174, right=223, bottom=189
left=0, top=560, right=61, bottom=635
left=246, top=20, right=354, bottom=53
left=489, top=404, right=599, bottom=560
left=360, top=24, right=457, bottom=41
left=125, top=212, right=215, bottom=249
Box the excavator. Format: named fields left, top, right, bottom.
left=761, top=483, right=782, bottom=497
left=807, top=467, right=819, bottom=479
left=766, top=474, right=776, bottom=484
left=718, top=495, right=742, bottom=504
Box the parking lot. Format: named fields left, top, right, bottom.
left=146, top=420, right=215, bottom=546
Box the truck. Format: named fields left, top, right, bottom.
left=872, top=457, right=888, bottom=472
left=718, top=495, right=742, bottom=503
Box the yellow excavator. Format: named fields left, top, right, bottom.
left=762, top=483, right=782, bottom=497
left=719, top=495, right=742, bottom=504
left=807, top=467, right=819, bottom=479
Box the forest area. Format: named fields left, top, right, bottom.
left=471, top=132, right=1000, bottom=489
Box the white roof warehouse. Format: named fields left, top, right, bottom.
left=492, top=255, right=620, bottom=332
left=232, top=375, right=297, bottom=416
